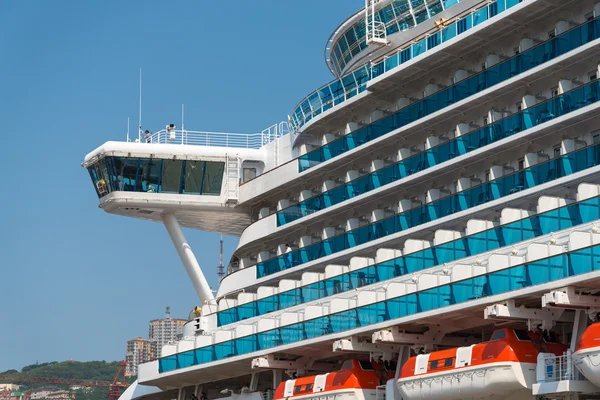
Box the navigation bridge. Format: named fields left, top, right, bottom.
left=83, top=123, right=290, bottom=303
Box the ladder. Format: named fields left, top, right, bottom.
left=366, top=0, right=389, bottom=46
left=225, top=154, right=240, bottom=204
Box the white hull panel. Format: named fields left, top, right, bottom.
left=573, top=347, right=600, bottom=388
left=397, top=362, right=536, bottom=400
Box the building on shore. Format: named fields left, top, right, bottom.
left=148, top=306, right=186, bottom=357
left=28, top=389, right=74, bottom=400
left=0, top=387, right=20, bottom=393
left=0, top=390, right=23, bottom=400
left=125, top=337, right=158, bottom=377
left=125, top=306, right=185, bottom=376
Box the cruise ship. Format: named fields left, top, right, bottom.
left=84, top=1, right=600, bottom=399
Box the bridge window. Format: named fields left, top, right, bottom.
left=162, top=160, right=184, bottom=193
left=184, top=161, right=205, bottom=194
left=138, top=159, right=161, bottom=192
left=88, top=157, right=225, bottom=197
left=341, top=360, right=353, bottom=370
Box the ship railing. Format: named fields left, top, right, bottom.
left=536, top=351, right=584, bottom=383
left=136, top=129, right=265, bottom=149
left=128, top=121, right=289, bottom=150
left=128, top=125, right=287, bottom=150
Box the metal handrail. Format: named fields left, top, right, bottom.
left=538, top=352, right=585, bottom=382
left=131, top=121, right=289, bottom=150
left=133, top=129, right=269, bottom=149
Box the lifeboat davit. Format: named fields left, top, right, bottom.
left=274, top=359, right=394, bottom=400
left=573, top=322, right=600, bottom=387
left=397, top=328, right=567, bottom=400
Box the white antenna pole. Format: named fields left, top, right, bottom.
left=138, top=68, right=143, bottom=141
left=181, top=104, right=185, bottom=145
left=127, top=117, right=130, bottom=142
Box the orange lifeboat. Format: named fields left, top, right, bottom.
left=573, top=322, right=600, bottom=387
left=397, top=328, right=567, bottom=400
left=274, top=359, right=394, bottom=400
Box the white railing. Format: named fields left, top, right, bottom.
left=132, top=122, right=290, bottom=150
left=375, top=384, right=386, bottom=400
left=537, top=351, right=585, bottom=383
left=365, top=0, right=388, bottom=46
left=138, top=129, right=263, bottom=149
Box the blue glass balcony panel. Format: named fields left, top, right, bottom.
left=298, top=17, right=600, bottom=170
left=161, top=242, right=600, bottom=373
left=292, top=0, right=527, bottom=133
left=216, top=195, right=600, bottom=326
left=283, top=80, right=600, bottom=225
left=261, top=138, right=600, bottom=278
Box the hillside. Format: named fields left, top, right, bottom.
left=1, top=361, right=121, bottom=382
left=0, top=361, right=128, bottom=400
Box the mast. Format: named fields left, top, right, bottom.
left=217, top=235, right=225, bottom=280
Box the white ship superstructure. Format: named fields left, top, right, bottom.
left=84, top=1, right=600, bottom=399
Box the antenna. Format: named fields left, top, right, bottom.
left=181, top=104, right=185, bottom=145
left=138, top=68, right=143, bottom=141
left=126, top=117, right=130, bottom=142
left=217, top=235, right=225, bottom=280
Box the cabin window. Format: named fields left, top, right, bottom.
left=444, top=358, right=453, bottom=367
left=429, top=360, right=439, bottom=369
left=490, top=330, right=507, bottom=341
left=295, top=386, right=301, bottom=393
left=243, top=167, right=257, bottom=182
left=359, top=360, right=374, bottom=370
left=306, top=384, right=313, bottom=391
left=514, top=329, right=531, bottom=341
left=341, top=361, right=353, bottom=370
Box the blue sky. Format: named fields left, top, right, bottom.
left=0, top=1, right=360, bottom=372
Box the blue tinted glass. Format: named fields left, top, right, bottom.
left=89, top=157, right=229, bottom=197
left=413, top=38, right=426, bottom=56
left=427, top=1, right=443, bottom=17
left=413, top=7, right=429, bottom=24
left=271, top=125, right=600, bottom=276
left=299, top=17, right=600, bottom=171
left=473, top=7, right=488, bottom=26
left=301, top=0, right=524, bottom=132
left=441, top=23, right=457, bottom=41
left=218, top=194, right=600, bottom=326
left=164, top=241, right=600, bottom=372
